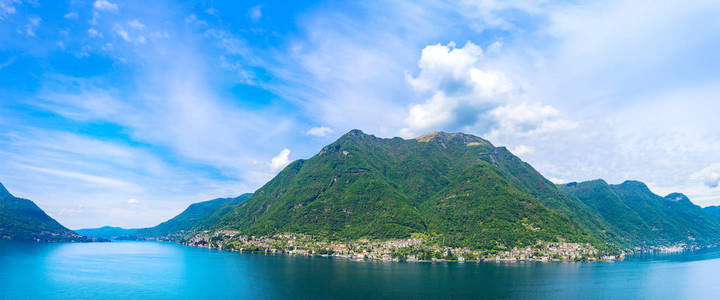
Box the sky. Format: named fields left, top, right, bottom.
left=1, top=0, right=719, bottom=229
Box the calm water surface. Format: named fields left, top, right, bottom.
left=1, top=241, right=720, bottom=299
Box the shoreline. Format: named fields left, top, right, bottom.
left=175, top=231, right=621, bottom=263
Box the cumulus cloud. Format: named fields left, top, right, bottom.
left=307, top=126, right=333, bottom=137
left=402, top=41, right=569, bottom=138
left=269, top=148, right=291, bottom=171
left=402, top=42, right=510, bottom=135
left=127, top=198, right=139, bottom=204
left=693, top=164, right=720, bottom=188
left=93, top=0, right=118, bottom=12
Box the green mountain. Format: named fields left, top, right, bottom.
left=215, top=130, right=600, bottom=250
left=705, top=206, right=720, bottom=218
left=560, top=180, right=720, bottom=247
left=75, top=226, right=138, bottom=240
left=131, top=194, right=252, bottom=238
left=0, top=182, right=99, bottom=242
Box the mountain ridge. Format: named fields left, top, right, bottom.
left=560, top=179, right=720, bottom=248
left=128, top=193, right=252, bottom=239
left=0, top=182, right=101, bottom=242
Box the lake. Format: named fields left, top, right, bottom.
left=1, top=241, right=720, bottom=299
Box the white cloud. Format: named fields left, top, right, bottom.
left=18, top=164, right=139, bottom=190
left=512, top=145, right=534, bottom=156
left=707, top=174, right=720, bottom=188
left=88, top=28, right=102, bottom=38
left=455, top=0, right=549, bottom=32
left=402, top=41, right=512, bottom=136
left=93, top=0, right=118, bottom=12
left=128, top=19, right=145, bottom=29
left=0, top=0, right=19, bottom=20
left=307, top=126, right=333, bottom=137
left=24, top=16, right=40, bottom=37
left=489, top=102, right=577, bottom=137
left=115, top=26, right=130, bottom=41
left=269, top=148, right=291, bottom=171
left=249, top=5, right=263, bottom=22
left=401, top=41, right=568, bottom=138
left=64, top=12, right=78, bottom=20
left=112, top=24, right=145, bottom=44
left=127, top=198, right=138, bottom=204
left=693, top=164, right=720, bottom=188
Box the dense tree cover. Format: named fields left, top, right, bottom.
left=560, top=180, right=720, bottom=247
left=215, top=130, right=596, bottom=250
left=0, top=183, right=96, bottom=242
left=130, top=194, right=252, bottom=238
left=705, top=206, right=720, bottom=218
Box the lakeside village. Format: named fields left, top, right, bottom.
left=175, top=231, right=624, bottom=262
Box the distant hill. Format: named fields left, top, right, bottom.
left=75, top=226, right=138, bottom=240
left=0, top=182, right=100, bottom=242
left=129, top=194, right=252, bottom=239
left=214, top=130, right=601, bottom=250
left=560, top=180, right=720, bottom=247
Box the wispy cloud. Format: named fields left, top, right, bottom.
left=19, top=164, right=139, bottom=190
left=248, top=5, right=263, bottom=22
left=63, top=12, right=78, bottom=20
left=0, top=56, right=16, bottom=69
left=0, top=0, right=20, bottom=20
left=93, top=0, right=118, bottom=12
left=307, top=126, right=333, bottom=137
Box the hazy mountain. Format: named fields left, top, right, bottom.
left=0, top=182, right=100, bottom=242
left=560, top=180, right=720, bottom=247
left=130, top=194, right=252, bottom=239
left=75, top=226, right=138, bottom=240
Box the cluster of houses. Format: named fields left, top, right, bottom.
left=181, top=231, right=622, bottom=262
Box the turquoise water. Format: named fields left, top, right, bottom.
left=2, top=241, right=720, bottom=299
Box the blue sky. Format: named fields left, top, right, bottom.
left=1, top=0, right=719, bottom=229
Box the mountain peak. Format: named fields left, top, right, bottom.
left=345, top=129, right=369, bottom=137
left=665, top=192, right=692, bottom=203
left=0, top=182, right=11, bottom=198
left=619, top=180, right=649, bottom=189
left=413, top=131, right=491, bottom=146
